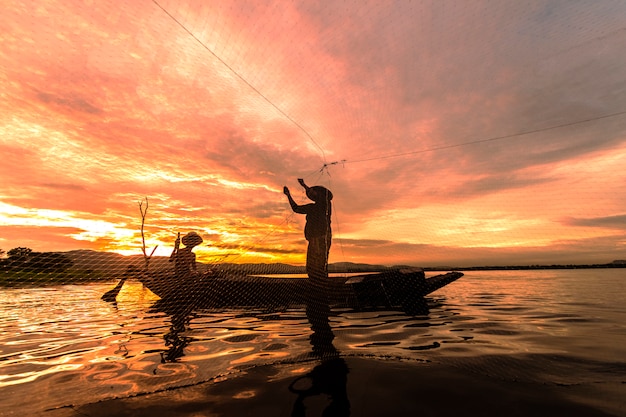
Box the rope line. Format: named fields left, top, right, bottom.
left=336, top=109, right=626, bottom=165
left=153, top=1, right=626, bottom=267
left=154, top=2, right=626, bottom=177
left=152, top=0, right=327, bottom=162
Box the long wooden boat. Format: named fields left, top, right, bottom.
left=138, top=268, right=463, bottom=313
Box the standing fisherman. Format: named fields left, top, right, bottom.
left=283, top=179, right=333, bottom=281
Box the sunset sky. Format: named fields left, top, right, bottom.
left=1, top=0, right=625, bottom=267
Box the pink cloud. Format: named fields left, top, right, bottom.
left=1, top=0, right=625, bottom=265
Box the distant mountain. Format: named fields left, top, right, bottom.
left=64, top=250, right=177, bottom=278
left=58, top=250, right=626, bottom=279
left=329, top=262, right=389, bottom=272
left=64, top=250, right=136, bottom=278
left=61, top=250, right=395, bottom=279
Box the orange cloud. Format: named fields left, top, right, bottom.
left=1, top=1, right=625, bottom=267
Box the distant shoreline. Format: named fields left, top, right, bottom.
left=425, top=263, right=626, bottom=272
left=1, top=262, right=624, bottom=287
left=2, top=249, right=624, bottom=286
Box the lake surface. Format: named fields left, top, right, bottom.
left=1, top=269, right=625, bottom=416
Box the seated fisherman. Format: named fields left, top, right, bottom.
left=169, top=231, right=203, bottom=279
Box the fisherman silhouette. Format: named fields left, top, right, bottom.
left=283, top=179, right=333, bottom=282
left=169, top=231, right=203, bottom=280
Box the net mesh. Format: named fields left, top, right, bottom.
left=1, top=0, right=626, bottom=413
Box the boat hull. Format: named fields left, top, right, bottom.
left=138, top=268, right=463, bottom=312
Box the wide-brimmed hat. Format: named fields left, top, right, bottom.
left=306, top=186, right=333, bottom=202
left=181, top=231, right=203, bottom=246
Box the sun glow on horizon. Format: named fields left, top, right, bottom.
left=1, top=1, right=625, bottom=266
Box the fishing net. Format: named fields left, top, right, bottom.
left=1, top=0, right=626, bottom=413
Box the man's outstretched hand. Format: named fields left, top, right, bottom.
left=283, top=186, right=290, bottom=195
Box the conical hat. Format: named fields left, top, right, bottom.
left=306, top=186, right=333, bottom=202
left=181, top=231, right=203, bottom=246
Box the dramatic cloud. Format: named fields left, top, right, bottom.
left=564, top=215, right=626, bottom=230
left=1, top=0, right=625, bottom=267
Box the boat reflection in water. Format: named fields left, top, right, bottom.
left=145, top=275, right=435, bottom=416
left=289, top=279, right=350, bottom=417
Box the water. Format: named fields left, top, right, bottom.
left=1, top=269, right=625, bottom=416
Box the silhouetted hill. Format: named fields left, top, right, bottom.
left=64, top=250, right=175, bottom=279
left=62, top=250, right=399, bottom=279
left=329, top=262, right=389, bottom=272
left=58, top=250, right=626, bottom=280
left=65, top=250, right=127, bottom=277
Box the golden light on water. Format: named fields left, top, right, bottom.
left=1, top=1, right=625, bottom=266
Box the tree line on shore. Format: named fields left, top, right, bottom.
left=0, top=247, right=73, bottom=274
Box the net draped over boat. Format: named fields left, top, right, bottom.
left=1, top=0, right=626, bottom=412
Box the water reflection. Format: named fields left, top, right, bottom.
left=150, top=300, right=195, bottom=363
left=305, top=279, right=336, bottom=355
left=3, top=271, right=625, bottom=416
left=289, top=357, right=350, bottom=417
left=289, top=279, right=350, bottom=416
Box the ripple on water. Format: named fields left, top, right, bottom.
left=404, top=341, right=441, bottom=351
left=2, top=272, right=626, bottom=415
left=222, top=334, right=261, bottom=343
